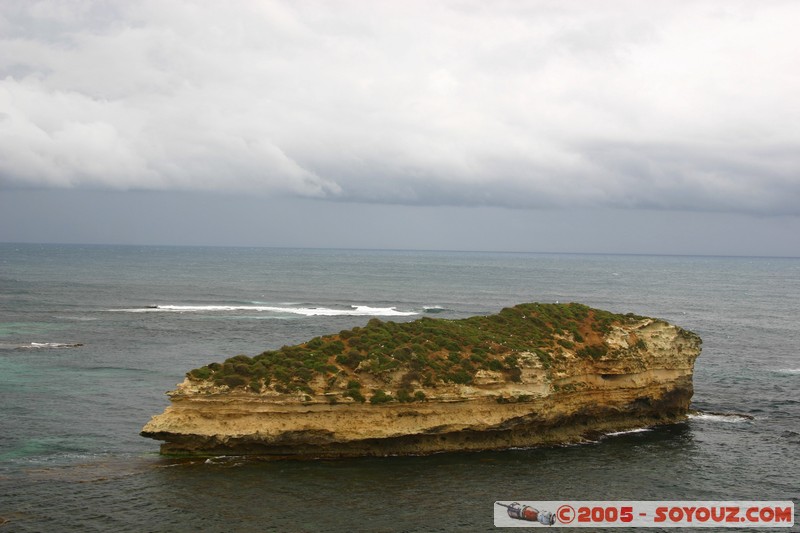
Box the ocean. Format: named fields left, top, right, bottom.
left=0, top=243, right=797, bottom=532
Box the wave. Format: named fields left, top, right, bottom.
left=250, top=301, right=301, bottom=306
left=423, top=306, right=450, bottom=314
left=203, top=456, right=246, bottom=467
left=9, top=342, right=84, bottom=350
left=55, top=316, right=98, bottom=322
left=603, top=428, right=652, bottom=437
left=688, top=412, right=754, bottom=423
left=113, top=304, right=419, bottom=317
left=776, top=368, right=800, bottom=374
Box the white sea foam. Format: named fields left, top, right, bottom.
left=776, top=368, right=800, bottom=374
left=114, top=304, right=418, bottom=317
left=603, top=428, right=652, bottom=437
left=278, top=305, right=419, bottom=317
left=203, top=455, right=245, bottom=467
left=20, top=342, right=83, bottom=349
left=688, top=412, right=752, bottom=423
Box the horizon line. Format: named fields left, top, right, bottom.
left=2, top=240, right=798, bottom=260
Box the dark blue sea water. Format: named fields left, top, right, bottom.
left=1, top=243, right=798, bottom=532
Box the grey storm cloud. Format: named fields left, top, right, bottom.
left=1, top=0, right=799, bottom=214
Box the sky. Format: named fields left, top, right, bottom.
left=1, top=1, right=799, bottom=256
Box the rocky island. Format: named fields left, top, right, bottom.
left=141, top=303, right=701, bottom=457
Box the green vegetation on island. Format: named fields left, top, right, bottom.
left=187, top=302, right=648, bottom=402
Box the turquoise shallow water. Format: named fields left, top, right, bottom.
left=0, top=244, right=798, bottom=531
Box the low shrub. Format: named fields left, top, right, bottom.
left=321, top=340, right=345, bottom=356
left=185, top=302, right=639, bottom=395
left=223, top=375, right=247, bottom=389
left=188, top=367, right=212, bottom=380
left=396, top=388, right=413, bottom=403
left=369, top=389, right=393, bottom=404
left=578, top=344, right=608, bottom=359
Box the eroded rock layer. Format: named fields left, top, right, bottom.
left=141, top=303, right=701, bottom=457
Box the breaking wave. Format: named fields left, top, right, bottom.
left=603, top=428, right=652, bottom=437
left=112, top=304, right=418, bottom=317
left=423, top=306, right=450, bottom=314
left=9, top=342, right=84, bottom=350
left=688, top=412, right=754, bottom=423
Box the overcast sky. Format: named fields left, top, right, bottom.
left=1, top=1, right=799, bottom=255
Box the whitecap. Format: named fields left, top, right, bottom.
left=603, top=428, right=652, bottom=437
left=203, top=455, right=244, bottom=467
left=112, top=304, right=418, bottom=317
left=776, top=368, right=800, bottom=374
left=281, top=305, right=418, bottom=317
left=688, top=412, right=753, bottom=423
left=19, top=342, right=83, bottom=349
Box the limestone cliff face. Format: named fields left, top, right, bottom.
left=141, top=303, right=701, bottom=457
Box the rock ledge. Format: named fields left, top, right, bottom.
left=141, top=303, right=701, bottom=457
